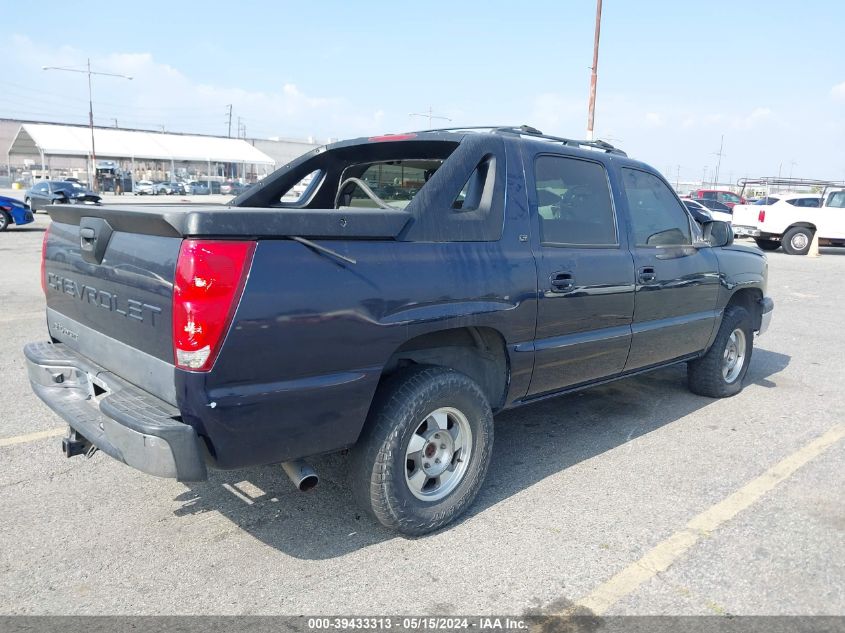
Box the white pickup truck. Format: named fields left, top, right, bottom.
left=732, top=189, right=845, bottom=254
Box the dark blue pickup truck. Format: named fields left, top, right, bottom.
left=25, top=126, right=773, bottom=535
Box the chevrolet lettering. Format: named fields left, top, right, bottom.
left=46, top=273, right=162, bottom=325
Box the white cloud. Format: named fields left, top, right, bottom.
left=831, top=81, right=845, bottom=100
left=7, top=36, right=383, bottom=141
left=732, top=107, right=774, bottom=130
left=644, top=112, right=663, bottom=127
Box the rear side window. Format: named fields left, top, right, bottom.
left=787, top=197, right=821, bottom=207
left=622, top=168, right=692, bottom=246
left=534, top=155, right=617, bottom=246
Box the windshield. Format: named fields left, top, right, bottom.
left=53, top=182, right=86, bottom=193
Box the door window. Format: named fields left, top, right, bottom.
left=534, top=155, right=617, bottom=246
left=33, top=183, right=48, bottom=194
left=622, top=169, right=692, bottom=246
left=826, top=191, right=845, bottom=208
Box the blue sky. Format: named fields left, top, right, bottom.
left=4, top=0, right=845, bottom=182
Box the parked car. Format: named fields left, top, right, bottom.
left=0, top=195, right=35, bottom=231
left=151, top=182, right=171, bottom=195
left=24, top=181, right=101, bottom=212
left=733, top=191, right=840, bottom=254
left=683, top=198, right=732, bottom=224
left=689, top=189, right=746, bottom=209
left=159, top=182, right=185, bottom=195
left=221, top=181, right=251, bottom=196
left=186, top=181, right=210, bottom=195
left=133, top=180, right=155, bottom=195
left=25, top=126, right=773, bottom=535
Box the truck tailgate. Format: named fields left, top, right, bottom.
left=731, top=204, right=760, bottom=228
left=43, top=217, right=180, bottom=404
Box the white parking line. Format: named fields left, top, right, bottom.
left=571, top=423, right=845, bottom=615
left=0, top=427, right=66, bottom=448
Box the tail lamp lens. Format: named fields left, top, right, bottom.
left=758, top=210, right=766, bottom=223
left=172, top=239, right=255, bottom=371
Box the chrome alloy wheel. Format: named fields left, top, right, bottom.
left=790, top=232, right=809, bottom=251
left=404, top=407, right=472, bottom=501
left=722, top=328, right=747, bottom=383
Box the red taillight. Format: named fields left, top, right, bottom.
left=40, top=225, right=50, bottom=295
left=758, top=210, right=766, bottom=223
left=367, top=133, right=417, bottom=142
left=172, top=239, right=255, bottom=371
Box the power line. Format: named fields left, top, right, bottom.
left=408, top=106, right=451, bottom=129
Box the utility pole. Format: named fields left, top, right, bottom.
left=676, top=165, right=681, bottom=190
left=789, top=160, right=797, bottom=180
left=712, top=134, right=725, bottom=188
left=586, top=0, right=603, bottom=141
left=408, top=106, right=451, bottom=129
left=226, top=104, right=233, bottom=138
left=42, top=58, right=132, bottom=192
left=112, top=118, right=118, bottom=128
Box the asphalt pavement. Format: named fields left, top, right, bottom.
left=0, top=212, right=842, bottom=616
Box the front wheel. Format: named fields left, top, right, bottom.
left=688, top=305, right=753, bottom=398
left=755, top=239, right=780, bottom=251
left=0, top=211, right=10, bottom=231
left=350, top=366, right=494, bottom=536
left=782, top=226, right=814, bottom=255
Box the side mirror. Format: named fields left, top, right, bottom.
left=704, top=220, right=734, bottom=247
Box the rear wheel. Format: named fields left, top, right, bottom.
left=782, top=226, right=814, bottom=255
left=688, top=305, right=753, bottom=398
left=0, top=211, right=10, bottom=231
left=755, top=239, right=780, bottom=251
left=351, top=366, right=494, bottom=536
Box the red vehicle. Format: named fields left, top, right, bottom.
left=689, top=189, right=746, bottom=209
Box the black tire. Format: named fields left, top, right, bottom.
left=0, top=211, right=9, bottom=232
left=755, top=239, right=780, bottom=251
left=688, top=305, right=753, bottom=398
left=781, top=226, right=814, bottom=255
left=350, top=365, right=494, bottom=536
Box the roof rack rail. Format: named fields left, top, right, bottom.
left=419, top=124, right=628, bottom=156
left=737, top=176, right=845, bottom=197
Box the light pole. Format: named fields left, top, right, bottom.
left=42, top=58, right=132, bottom=192
left=586, top=0, right=603, bottom=140
left=409, top=107, right=451, bottom=129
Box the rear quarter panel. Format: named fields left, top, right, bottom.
left=178, top=235, right=538, bottom=469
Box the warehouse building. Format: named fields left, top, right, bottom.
left=1, top=118, right=320, bottom=189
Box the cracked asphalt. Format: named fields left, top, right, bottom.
left=0, top=210, right=842, bottom=616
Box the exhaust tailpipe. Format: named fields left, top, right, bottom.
left=281, top=459, right=318, bottom=492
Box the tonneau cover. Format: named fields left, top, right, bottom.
left=46, top=204, right=412, bottom=239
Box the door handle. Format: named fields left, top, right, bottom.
left=550, top=271, right=575, bottom=292
left=638, top=266, right=656, bottom=284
